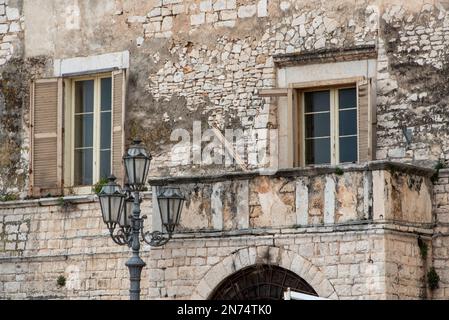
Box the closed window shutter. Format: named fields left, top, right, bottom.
left=111, top=70, right=126, bottom=183
left=258, top=88, right=292, bottom=168
left=357, top=78, right=375, bottom=162
left=30, top=78, right=63, bottom=197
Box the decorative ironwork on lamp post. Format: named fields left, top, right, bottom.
left=97, top=139, right=185, bottom=300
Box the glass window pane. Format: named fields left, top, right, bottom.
left=305, top=113, right=330, bottom=138
left=100, top=150, right=111, bottom=179
left=339, top=109, right=357, bottom=136
left=339, top=88, right=356, bottom=110
left=74, top=148, right=93, bottom=185
left=75, top=80, right=94, bottom=113
left=100, top=112, right=112, bottom=149
left=305, top=90, right=330, bottom=113
left=305, top=138, right=330, bottom=165
left=340, top=136, right=358, bottom=163
left=75, top=114, right=94, bottom=148
left=101, top=78, right=112, bottom=111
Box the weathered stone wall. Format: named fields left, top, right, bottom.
left=377, top=2, right=449, bottom=167
left=152, top=162, right=433, bottom=233
left=0, top=196, right=432, bottom=300
left=1, top=0, right=449, bottom=301
left=432, top=168, right=449, bottom=299
left=0, top=195, right=153, bottom=299
left=0, top=164, right=438, bottom=300
left=384, top=232, right=431, bottom=299
left=0, top=0, right=29, bottom=197
left=1, top=1, right=449, bottom=196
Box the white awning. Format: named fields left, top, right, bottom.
left=284, top=288, right=329, bottom=300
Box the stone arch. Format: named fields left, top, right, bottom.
left=191, top=246, right=339, bottom=300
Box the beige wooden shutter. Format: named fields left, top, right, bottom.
left=259, top=88, right=294, bottom=168
left=357, top=78, right=375, bottom=162
left=289, top=88, right=300, bottom=167
left=30, top=78, right=63, bottom=197
left=112, top=70, right=126, bottom=183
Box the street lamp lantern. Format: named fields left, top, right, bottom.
left=96, top=138, right=184, bottom=300
left=157, top=187, right=185, bottom=234
left=98, top=175, right=125, bottom=231
left=123, top=139, right=152, bottom=191
left=119, top=184, right=134, bottom=230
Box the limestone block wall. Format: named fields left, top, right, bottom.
left=384, top=232, right=431, bottom=299
left=163, top=231, right=387, bottom=300
left=376, top=2, right=449, bottom=166
left=0, top=195, right=153, bottom=299
left=0, top=0, right=23, bottom=66
left=0, top=193, right=433, bottom=300
left=432, top=169, right=449, bottom=299
left=0, top=162, right=439, bottom=300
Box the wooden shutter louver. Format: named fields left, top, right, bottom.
left=30, top=78, right=63, bottom=197
left=112, top=70, right=126, bottom=183
left=357, top=78, right=375, bottom=162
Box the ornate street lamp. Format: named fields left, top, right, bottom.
left=96, top=139, right=185, bottom=300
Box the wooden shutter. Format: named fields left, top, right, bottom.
left=357, top=78, right=375, bottom=162
left=289, top=88, right=300, bottom=167
left=30, top=78, right=63, bottom=197
left=111, top=70, right=126, bottom=183
left=259, top=88, right=294, bottom=168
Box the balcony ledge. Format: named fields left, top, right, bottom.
left=148, top=160, right=435, bottom=186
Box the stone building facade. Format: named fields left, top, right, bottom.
left=1, top=0, right=449, bottom=300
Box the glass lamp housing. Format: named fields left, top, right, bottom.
left=157, top=187, right=185, bottom=234
left=98, top=176, right=125, bottom=230
left=123, top=139, right=152, bottom=191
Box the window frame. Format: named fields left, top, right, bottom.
left=297, top=84, right=359, bottom=167
left=64, top=72, right=113, bottom=193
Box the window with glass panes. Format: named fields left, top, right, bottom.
left=72, top=76, right=112, bottom=186
left=302, top=87, right=358, bottom=165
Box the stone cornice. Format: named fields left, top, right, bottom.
left=273, top=44, right=378, bottom=67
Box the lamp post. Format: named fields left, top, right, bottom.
left=97, top=139, right=185, bottom=300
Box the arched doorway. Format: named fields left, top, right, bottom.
left=209, top=264, right=318, bottom=300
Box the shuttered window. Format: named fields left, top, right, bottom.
left=258, top=77, right=375, bottom=168
left=30, top=70, right=127, bottom=197
left=30, top=79, right=63, bottom=197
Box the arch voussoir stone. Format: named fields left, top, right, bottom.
left=203, top=262, right=227, bottom=291
left=221, top=256, right=236, bottom=275
left=191, top=245, right=339, bottom=300
left=280, top=249, right=294, bottom=270
left=195, top=280, right=212, bottom=300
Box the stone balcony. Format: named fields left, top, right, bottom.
left=148, top=161, right=434, bottom=234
